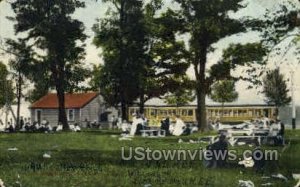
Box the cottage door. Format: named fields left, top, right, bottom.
left=36, top=110, right=42, bottom=124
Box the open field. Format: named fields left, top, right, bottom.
left=0, top=130, right=300, bottom=187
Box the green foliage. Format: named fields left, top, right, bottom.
left=93, top=0, right=189, bottom=116
left=93, top=0, right=146, bottom=110
left=262, top=68, right=291, bottom=108
left=141, top=5, right=190, bottom=102
left=173, top=0, right=261, bottom=130
left=0, top=62, right=14, bottom=107
left=164, top=76, right=195, bottom=106
left=5, top=38, right=38, bottom=102
left=210, top=80, right=238, bottom=105
left=88, top=64, right=102, bottom=92
left=9, top=0, right=88, bottom=128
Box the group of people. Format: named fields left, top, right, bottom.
left=209, top=116, right=286, bottom=146
left=204, top=134, right=265, bottom=171
left=119, top=113, right=198, bottom=137
left=0, top=117, right=81, bottom=133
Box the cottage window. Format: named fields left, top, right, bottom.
left=68, top=109, right=75, bottom=121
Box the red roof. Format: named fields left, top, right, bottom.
left=30, top=92, right=99, bottom=109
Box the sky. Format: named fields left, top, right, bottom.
left=0, top=0, right=300, bottom=106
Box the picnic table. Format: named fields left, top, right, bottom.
left=140, top=129, right=166, bottom=137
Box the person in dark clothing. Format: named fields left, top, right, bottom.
left=252, top=139, right=265, bottom=173
left=182, top=124, right=191, bottom=136
left=85, top=118, right=91, bottom=128
left=20, top=117, right=24, bottom=129
left=204, top=134, right=228, bottom=168
left=277, top=122, right=285, bottom=145
left=161, top=117, right=171, bottom=135
left=135, top=123, right=143, bottom=135
left=6, top=122, right=15, bottom=133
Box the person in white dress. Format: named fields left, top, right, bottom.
left=172, top=116, right=186, bottom=136
left=56, top=123, right=63, bottom=132
left=129, top=114, right=144, bottom=136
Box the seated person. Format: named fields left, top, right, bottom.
left=190, top=124, right=199, bottom=133
left=55, top=123, right=63, bottom=132
left=204, top=134, right=228, bottom=168
left=121, top=120, right=130, bottom=134
left=74, top=123, right=81, bottom=132
left=45, top=123, right=53, bottom=132
left=252, top=139, right=265, bottom=172
left=181, top=123, right=191, bottom=136
left=24, top=121, right=31, bottom=132
left=6, top=122, right=15, bottom=133
left=238, top=152, right=254, bottom=168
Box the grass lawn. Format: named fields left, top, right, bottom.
left=0, top=130, right=300, bottom=187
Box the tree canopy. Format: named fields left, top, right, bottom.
left=210, top=80, right=238, bottom=106
left=171, top=0, right=265, bottom=130
left=262, top=68, right=291, bottom=111
left=93, top=0, right=189, bottom=119
left=9, top=0, right=88, bottom=129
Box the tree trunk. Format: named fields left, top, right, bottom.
left=119, top=0, right=128, bottom=121
left=121, top=101, right=128, bottom=121
left=53, top=62, right=68, bottom=130
left=139, top=93, right=145, bottom=114
left=194, top=47, right=208, bottom=132
left=16, top=70, right=22, bottom=130
left=56, top=84, right=68, bottom=130
left=196, top=87, right=207, bottom=131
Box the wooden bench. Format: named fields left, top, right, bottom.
left=140, top=129, right=166, bottom=137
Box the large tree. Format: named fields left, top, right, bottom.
left=262, top=68, right=291, bottom=117
left=173, top=0, right=265, bottom=131
left=9, top=0, right=87, bottom=130
left=93, top=0, right=147, bottom=120
left=93, top=0, right=189, bottom=119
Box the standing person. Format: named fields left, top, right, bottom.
left=20, top=116, right=24, bottom=130
left=113, top=115, right=118, bottom=129
left=110, top=115, right=116, bottom=129
left=277, top=120, right=285, bottom=145
left=130, top=113, right=143, bottom=136
left=172, top=115, right=186, bottom=136
left=117, top=116, right=122, bottom=129
left=140, top=113, right=148, bottom=127
left=84, top=118, right=91, bottom=128
left=161, top=117, right=170, bottom=135
left=24, top=119, right=31, bottom=132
